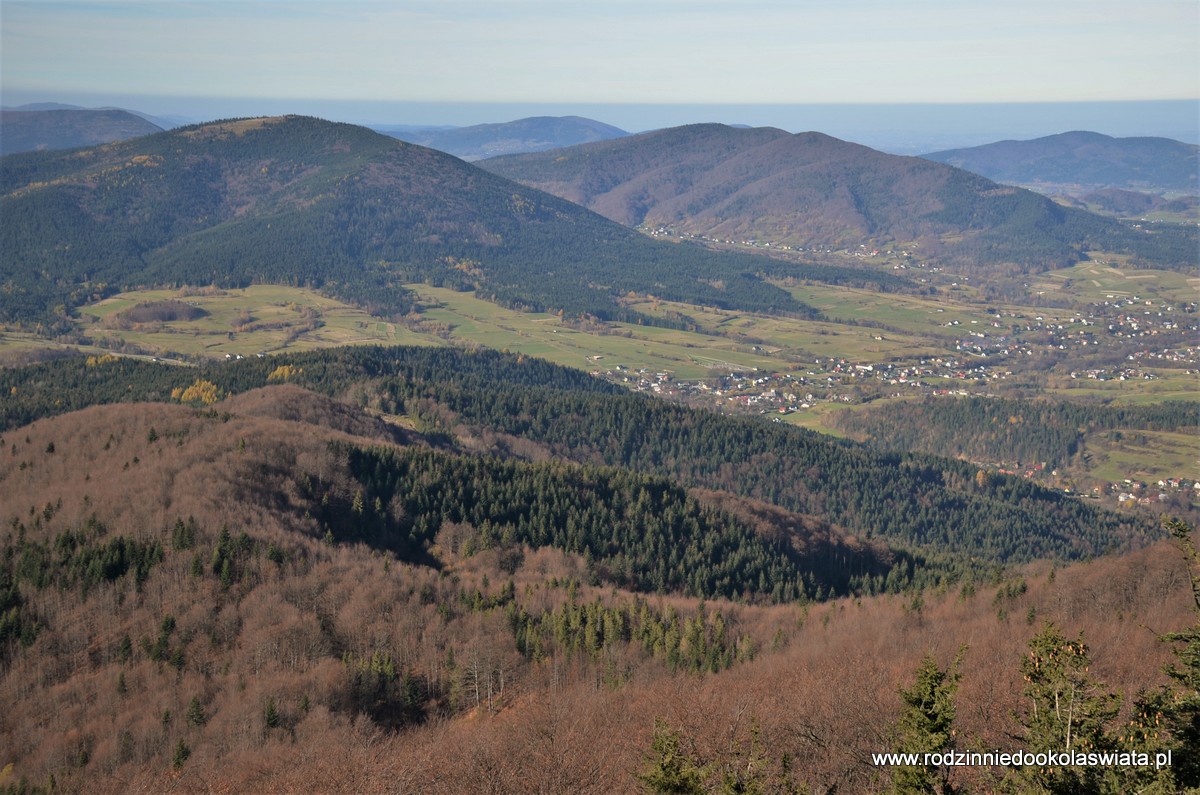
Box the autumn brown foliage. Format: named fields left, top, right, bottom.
left=0, top=394, right=1192, bottom=793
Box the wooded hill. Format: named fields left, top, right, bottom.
left=0, top=380, right=1195, bottom=792
left=2, top=115, right=908, bottom=331
left=922, top=131, right=1200, bottom=194
left=1, top=346, right=1154, bottom=568
left=0, top=108, right=163, bottom=156
left=480, top=124, right=1197, bottom=271
left=377, top=115, right=629, bottom=160
left=832, top=394, right=1200, bottom=471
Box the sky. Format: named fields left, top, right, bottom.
left=2, top=0, right=1198, bottom=145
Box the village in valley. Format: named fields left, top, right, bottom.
left=596, top=284, right=1199, bottom=515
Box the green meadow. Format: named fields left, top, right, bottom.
left=1084, top=429, right=1200, bottom=483
left=1044, top=369, right=1200, bottom=404
left=626, top=297, right=949, bottom=362
left=779, top=282, right=998, bottom=335
left=1030, top=258, right=1199, bottom=304
left=413, top=285, right=781, bottom=378
left=71, top=285, right=435, bottom=359
left=2, top=278, right=1192, bottom=411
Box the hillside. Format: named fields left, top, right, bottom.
left=377, top=115, right=629, bottom=160
left=480, top=124, right=1196, bottom=272
left=0, top=346, right=1154, bottom=567
left=922, top=131, right=1200, bottom=194
left=0, top=389, right=1193, bottom=791
left=0, top=108, right=163, bottom=155
left=1, top=115, right=851, bottom=330
left=0, top=343, right=1194, bottom=793
left=1063, top=188, right=1200, bottom=222
left=2, top=390, right=896, bottom=599
left=830, top=395, right=1200, bottom=515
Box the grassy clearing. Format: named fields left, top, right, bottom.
left=10, top=284, right=783, bottom=379
left=1085, top=429, right=1200, bottom=482
left=3, top=281, right=1193, bottom=408
left=628, top=297, right=948, bottom=362
left=1030, top=258, right=1199, bottom=304
left=1044, top=369, right=1200, bottom=404
left=779, top=282, right=998, bottom=335
left=412, top=285, right=781, bottom=378
left=72, top=286, right=437, bottom=358
left=775, top=401, right=859, bottom=436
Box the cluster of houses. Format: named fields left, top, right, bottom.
left=1110, top=478, right=1200, bottom=508
left=1068, top=366, right=1164, bottom=382
left=944, top=300, right=1197, bottom=364
left=599, top=363, right=1195, bottom=510
left=599, top=363, right=1004, bottom=414
left=585, top=262, right=1196, bottom=515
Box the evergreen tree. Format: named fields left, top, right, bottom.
left=890, top=651, right=963, bottom=795
left=638, top=719, right=706, bottom=794
left=717, top=720, right=772, bottom=795
left=171, top=739, right=190, bottom=769
left=1012, top=624, right=1118, bottom=794
left=185, top=696, right=206, bottom=727
left=1118, top=518, right=1200, bottom=793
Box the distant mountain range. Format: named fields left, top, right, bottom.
left=3, top=115, right=860, bottom=327
left=4, top=115, right=1194, bottom=333
left=2, top=102, right=191, bottom=130
left=480, top=124, right=1196, bottom=272
left=0, top=107, right=165, bottom=155
left=1061, top=188, right=1199, bottom=220
left=922, top=131, right=1199, bottom=195
left=376, top=115, right=628, bottom=160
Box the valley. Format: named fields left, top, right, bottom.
left=6, top=244, right=1190, bottom=508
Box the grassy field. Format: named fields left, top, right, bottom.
left=413, top=285, right=782, bottom=378
left=71, top=286, right=436, bottom=358
left=780, top=282, right=999, bottom=335
left=774, top=400, right=868, bottom=437
left=1029, top=258, right=1200, bottom=304
left=1085, top=429, right=1200, bottom=483
left=5, top=284, right=783, bottom=378
left=47, top=282, right=991, bottom=376
left=3, top=280, right=1193, bottom=405
left=1044, top=370, right=1200, bottom=404
left=626, top=297, right=950, bottom=362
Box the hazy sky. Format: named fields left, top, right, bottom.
left=4, top=0, right=1197, bottom=104
left=2, top=0, right=1198, bottom=146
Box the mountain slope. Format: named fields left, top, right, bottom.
left=1, top=115, right=820, bottom=328
left=922, top=131, right=1200, bottom=194
left=0, top=108, right=164, bottom=155
left=378, top=115, right=629, bottom=160
left=1066, top=188, right=1200, bottom=221
left=0, top=381, right=1189, bottom=792
left=480, top=124, right=1196, bottom=271
left=0, top=345, right=1152, bottom=565
left=1, top=390, right=890, bottom=602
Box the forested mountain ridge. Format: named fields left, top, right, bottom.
left=832, top=394, right=1200, bottom=471
left=0, top=107, right=164, bottom=155
left=1, top=115, right=877, bottom=330
left=377, top=115, right=629, bottom=160
left=0, top=359, right=1194, bottom=793
left=0, top=393, right=895, bottom=604
left=0, top=346, right=1153, bottom=566
left=480, top=123, right=1197, bottom=271
left=4, top=372, right=1195, bottom=792
left=922, top=131, right=1200, bottom=194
